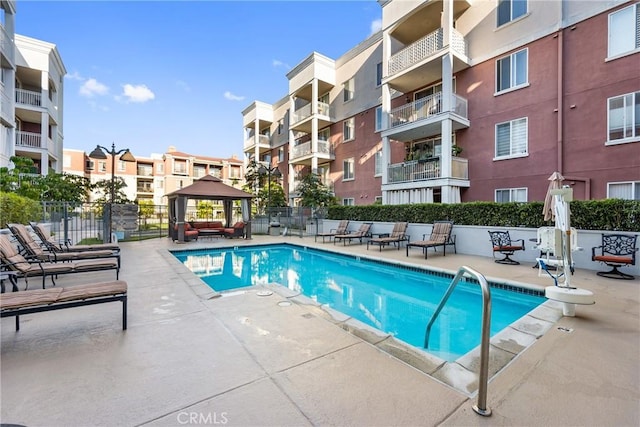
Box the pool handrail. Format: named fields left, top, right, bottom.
left=424, top=265, right=492, bottom=417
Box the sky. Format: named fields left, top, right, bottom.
left=15, top=0, right=382, bottom=160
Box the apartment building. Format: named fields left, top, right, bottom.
left=1, top=1, right=66, bottom=174
left=63, top=146, right=245, bottom=206
left=242, top=0, right=639, bottom=205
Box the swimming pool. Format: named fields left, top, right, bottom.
left=172, top=244, right=545, bottom=361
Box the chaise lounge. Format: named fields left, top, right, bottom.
left=367, top=222, right=409, bottom=251
left=406, top=221, right=456, bottom=259
left=30, top=222, right=121, bottom=253
left=315, top=220, right=349, bottom=243
left=333, top=222, right=372, bottom=246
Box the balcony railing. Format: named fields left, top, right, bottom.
left=137, top=185, right=154, bottom=193
left=387, top=156, right=468, bottom=184
left=290, top=140, right=333, bottom=161
left=244, top=134, right=270, bottom=149
left=15, top=88, right=42, bottom=107
left=15, top=130, right=42, bottom=148
left=387, top=28, right=467, bottom=77
left=389, top=92, right=468, bottom=128
left=292, top=101, right=330, bottom=124
left=137, top=166, right=153, bottom=177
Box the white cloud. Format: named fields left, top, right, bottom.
left=66, top=71, right=84, bottom=81
left=272, top=59, right=291, bottom=70
left=370, top=18, right=382, bottom=35
left=79, top=78, right=109, bottom=97
left=224, top=91, right=245, bottom=101
left=121, top=84, right=155, bottom=103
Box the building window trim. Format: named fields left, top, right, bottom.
left=495, top=187, right=528, bottom=203
left=607, top=3, right=640, bottom=60
left=607, top=181, right=640, bottom=200
left=607, top=91, right=640, bottom=145
left=343, top=117, right=355, bottom=142
left=343, top=158, right=355, bottom=181
left=374, top=150, right=383, bottom=177
left=496, top=0, right=528, bottom=28
left=495, top=48, right=529, bottom=94
left=375, top=106, right=383, bottom=132
left=343, top=78, right=354, bottom=102
left=494, top=117, right=528, bottom=160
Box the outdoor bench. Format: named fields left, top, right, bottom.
left=0, top=280, right=128, bottom=331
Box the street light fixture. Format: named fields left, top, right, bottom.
left=258, top=163, right=282, bottom=224
left=89, top=143, right=136, bottom=242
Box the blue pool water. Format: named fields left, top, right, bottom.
left=172, top=244, right=545, bottom=361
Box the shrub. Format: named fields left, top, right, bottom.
left=0, top=192, right=42, bottom=226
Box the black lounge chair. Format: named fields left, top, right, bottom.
left=406, top=221, right=456, bottom=259
left=592, top=234, right=637, bottom=280
left=30, top=222, right=120, bottom=253
left=334, top=223, right=372, bottom=246
left=315, top=220, right=349, bottom=243
left=367, top=222, right=409, bottom=251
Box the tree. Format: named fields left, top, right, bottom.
left=138, top=199, right=156, bottom=229
left=93, top=177, right=133, bottom=204
left=41, top=173, right=93, bottom=203
left=196, top=201, right=215, bottom=219
left=295, top=173, right=337, bottom=215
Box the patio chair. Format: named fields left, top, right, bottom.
left=30, top=222, right=120, bottom=253
left=223, top=222, right=245, bottom=239
left=367, top=222, right=409, bottom=251
left=406, top=221, right=456, bottom=259
left=488, top=230, right=525, bottom=265
left=333, top=222, right=373, bottom=246
left=9, top=224, right=120, bottom=268
left=315, top=220, right=349, bottom=243
left=0, top=234, right=120, bottom=290
left=592, top=234, right=638, bottom=280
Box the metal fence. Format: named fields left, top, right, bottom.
left=34, top=202, right=317, bottom=244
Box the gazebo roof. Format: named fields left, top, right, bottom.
left=165, top=175, right=253, bottom=200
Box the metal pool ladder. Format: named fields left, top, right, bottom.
left=424, top=266, right=492, bottom=417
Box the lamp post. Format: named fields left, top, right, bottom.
left=89, top=143, right=136, bottom=242
left=258, top=163, right=282, bottom=225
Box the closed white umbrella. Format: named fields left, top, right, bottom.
left=553, top=188, right=573, bottom=287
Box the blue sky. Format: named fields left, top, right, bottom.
left=16, top=0, right=382, bottom=160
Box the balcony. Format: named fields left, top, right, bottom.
left=136, top=184, right=154, bottom=193
left=243, top=134, right=271, bottom=152
left=290, top=140, right=335, bottom=164
left=15, top=130, right=42, bottom=148
left=137, top=166, right=153, bottom=177
left=387, top=156, right=468, bottom=184
left=15, top=88, right=42, bottom=108
left=384, top=92, right=469, bottom=142
left=386, top=28, right=469, bottom=93
left=290, top=101, right=332, bottom=133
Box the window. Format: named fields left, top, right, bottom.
left=343, top=118, right=355, bottom=142
left=376, top=62, right=382, bottom=86
left=375, top=106, right=383, bottom=132
left=495, top=188, right=527, bottom=202
left=118, top=160, right=126, bottom=172
left=374, top=150, right=383, bottom=176
left=608, top=4, right=640, bottom=58
left=343, top=158, right=354, bottom=180
left=86, top=160, right=94, bottom=170
left=497, top=0, right=527, bottom=27
left=277, top=120, right=283, bottom=135
left=156, top=178, right=164, bottom=189
left=342, top=198, right=355, bottom=206
left=63, top=154, right=71, bottom=168
left=608, top=181, right=640, bottom=200
left=156, top=163, right=164, bottom=174
left=375, top=196, right=383, bottom=203
left=608, top=91, right=640, bottom=143
left=495, top=117, right=528, bottom=158
left=318, top=127, right=330, bottom=142
left=99, top=161, right=106, bottom=172
left=278, top=147, right=285, bottom=162
left=343, top=78, right=354, bottom=102
left=496, top=49, right=528, bottom=93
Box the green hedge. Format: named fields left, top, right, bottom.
left=0, top=192, right=42, bottom=227
left=327, top=199, right=640, bottom=232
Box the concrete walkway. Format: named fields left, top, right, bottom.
left=1, top=235, right=638, bottom=426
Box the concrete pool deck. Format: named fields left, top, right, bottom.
left=1, top=235, right=638, bottom=426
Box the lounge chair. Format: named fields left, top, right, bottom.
left=223, top=221, right=245, bottom=239
left=488, top=230, right=525, bottom=265
left=367, top=222, right=409, bottom=251
left=406, top=221, right=456, bottom=259
left=9, top=224, right=120, bottom=267
left=30, top=222, right=120, bottom=253
left=592, top=234, right=638, bottom=280
left=315, top=220, right=349, bottom=243
left=333, top=222, right=373, bottom=246
left=0, top=234, right=119, bottom=290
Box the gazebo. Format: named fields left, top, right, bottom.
left=166, top=175, right=254, bottom=242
